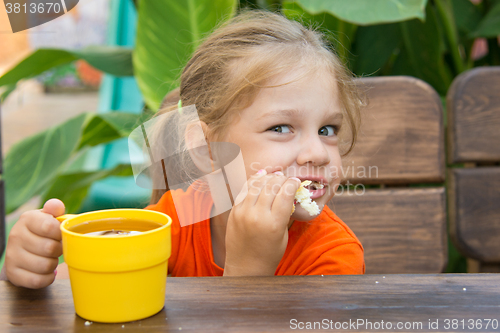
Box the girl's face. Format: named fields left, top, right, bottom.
left=222, top=67, right=343, bottom=221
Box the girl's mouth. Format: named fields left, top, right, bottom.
left=303, top=180, right=324, bottom=191
left=303, top=181, right=326, bottom=199
left=292, top=180, right=326, bottom=216
left=306, top=187, right=327, bottom=199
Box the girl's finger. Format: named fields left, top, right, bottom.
left=24, top=211, right=62, bottom=241
left=255, top=173, right=289, bottom=210
left=14, top=250, right=59, bottom=275
left=271, top=178, right=302, bottom=217
left=41, top=198, right=66, bottom=217
left=6, top=266, right=56, bottom=289
left=22, top=230, right=62, bottom=258
left=241, top=170, right=273, bottom=207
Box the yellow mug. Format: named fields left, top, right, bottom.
left=58, top=209, right=172, bottom=323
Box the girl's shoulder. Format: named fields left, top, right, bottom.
left=320, top=205, right=362, bottom=244
left=145, top=190, right=177, bottom=217
left=290, top=205, right=363, bottom=249
left=145, top=184, right=213, bottom=228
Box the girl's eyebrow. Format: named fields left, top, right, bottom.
left=257, top=109, right=305, bottom=120
left=258, top=108, right=343, bottom=122
left=327, top=112, right=343, bottom=122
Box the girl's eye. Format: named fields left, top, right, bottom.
left=268, top=125, right=291, bottom=133
left=318, top=125, right=338, bottom=136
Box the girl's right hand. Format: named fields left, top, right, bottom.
left=4, top=199, right=65, bottom=289
left=223, top=170, right=301, bottom=276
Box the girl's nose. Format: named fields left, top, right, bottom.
left=296, top=134, right=330, bottom=166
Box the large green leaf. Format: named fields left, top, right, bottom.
left=399, top=4, right=451, bottom=95
left=78, top=111, right=151, bottom=149
left=41, top=165, right=134, bottom=213
left=4, top=111, right=144, bottom=214
left=450, top=0, right=481, bottom=64
left=282, top=0, right=428, bottom=26
left=134, top=0, right=238, bottom=110
left=72, top=46, right=134, bottom=77
left=0, top=46, right=133, bottom=88
left=452, top=0, right=482, bottom=35
left=282, top=2, right=357, bottom=65
left=390, top=44, right=419, bottom=78
left=0, top=84, right=16, bottom=102
left=4, top=114, right=89, bottom=214
left=353, top=23, right=401, bottom=75
left=469, top=2, right=500, bottom=38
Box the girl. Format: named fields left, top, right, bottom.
left=2, top=10, right=364, bottom=288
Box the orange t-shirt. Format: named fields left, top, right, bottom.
left=146, top=186, right=365, bottom=276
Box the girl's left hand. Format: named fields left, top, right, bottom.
left=223, top=170, right=301, bottom=276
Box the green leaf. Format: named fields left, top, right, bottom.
left=256, top=0, right=281, bottom=10
left=353, top=23, right=401, bottom=75
left=4, top=111, right=144, bottom=214
left=434, top=0, right=465, bottom=74
left=282, top=2, right=357, bottom=65
left=78, top=112, right=148, bottom=149
left=0, top=84, right=16, bottom=102
left=452, top=0, right=482, bottom=35
left=4, top=114, right=90, bottom=214
left=469, top=2, right=500, bottom=38
left=41, top=165, right=134, bottom=213
left=73, top=46, right=134, bottom=77
left=390, top=45, right=419, bottom=77
left=282, top=0, right=428, bottom=26
left=399, top=4, right=451, bottom=95
left=0, top=49, right=75, bottom=88
left=0, top=46, right=133, bottom=88
left=134, top=0, right=238, bottom=110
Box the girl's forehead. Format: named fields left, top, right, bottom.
left=265, top=64, right=336, bottom=87
left=254, top=68, right=338, bottom=104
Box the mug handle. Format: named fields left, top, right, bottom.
left=56, top=214, right=78, bottom=223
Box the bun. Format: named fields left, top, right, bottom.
left=291, top=180, right=320, bottom=216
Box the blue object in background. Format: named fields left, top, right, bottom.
left=78, top=0, right=151, bottom=212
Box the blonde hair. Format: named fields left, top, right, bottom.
left=149, top=10, right=362, bottom=204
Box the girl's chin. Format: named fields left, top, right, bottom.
left=290, top=203, right=323, bottom=221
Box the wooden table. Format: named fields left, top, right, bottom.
left=1, top=274, right=499, bottom=332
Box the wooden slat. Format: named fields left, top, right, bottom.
left=328, top=187, right=447, bottom=274
left=447, top=67, right=500, bottom=163
left=343, top=76, right=445, bottom=185
left=448, top=167, right=500, bottom=262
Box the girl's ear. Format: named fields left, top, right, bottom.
left=185, top=121, right=216, bottom=174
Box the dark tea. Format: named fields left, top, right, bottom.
left=68, top=218, right=163, bottom=236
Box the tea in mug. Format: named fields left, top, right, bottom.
left=68, top=218, right=163, bottom=236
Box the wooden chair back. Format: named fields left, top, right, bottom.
left=328, top=76, right=448, bottom=274
left=446, top=67, right=500, bottom=272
